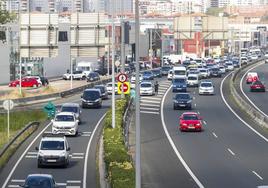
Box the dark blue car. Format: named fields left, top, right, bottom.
left=172, top=78, right=187, bottom=92
left=142, top=71, right=154, bottom=80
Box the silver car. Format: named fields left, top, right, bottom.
left=60, top=103, right=82, bottom=124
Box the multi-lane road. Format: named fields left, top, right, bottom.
left=1, top=61, right=268, bottom=187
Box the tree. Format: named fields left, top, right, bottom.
left=0, top=1, right=16, bottom=24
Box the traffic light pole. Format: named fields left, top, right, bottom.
left=111, top=0, right=116, bottom=129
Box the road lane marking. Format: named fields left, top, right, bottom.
left=240, top=62, right=268, bottom=118
left=57, top=183, right=67, bottom=186
left=194, top=104, right=197, bottom=107
left=7, top=185, right=20, bottom=188
left=140, top=111, right=160, bottom=115
left=140, top=107, right=159, bottom=111
left=193, top=91, right=196, bottom=95
left=67, top=180, right=81, bottom=183
left=141, top=97, right=162, bottom=100
left=252, top=171, right=264, bottom=180
left=83, top=113, right=107, bottom=188
left=140, top=103, right=160, bottom=107
left=227, top=148, right=235, bottom=156
left=27, top=152, right=37, bottom=155
left=72, top=153, right=84, bottom=156
left=203, top=121, right=207, bottom=125
left=161, top=85, right=205, bottom=188
left=212, top=132, right=218, bottom=138
left=25, top=155, right=37, bottom=158
left=197, top=111, right=200, bottom=114
left=193, top=97, right=196, bottom=100
left=66, top=186, right=80, bottom=188
left=140, top=100, right=160, bottom=104
left=71, top=156, right=84, bottom=159
left=11, top=180, right=24, bottom=183
left=2, top=122, right=53, bottom=188
left=220, top=72, right=268, bottom=143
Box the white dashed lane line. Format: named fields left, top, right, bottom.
left=212, top=132, right=218, bottom=138
left=252, top=171, right=264, bottom=180
left=227, top=148, right=236, bottom=156
left=140, top=111, right=160, bottom=115
left=140, top=107, right=159, bottom=111
left=140, top=103, right=160, bottom=107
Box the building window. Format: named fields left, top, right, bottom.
left=58, top=31, right=68, bottom=42
left=36, top=7, right=42, bottom=12
left=63, top=7, right=68, bottom=12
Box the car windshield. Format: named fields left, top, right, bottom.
left=174, top=70, right=186, bottom=75
left=200, top=69, right=206, bottom=72
left=176, top=94, right=190, bottom=100
left=212, top=68, right=219, bottom=71
left=94, top=86, right=105, bottom=93
left=40, top=140, right=64, bottom=150
left=162, top=67, right=170, bottom=71
left=183, top=114, right=199, bottom=120
left=55, top=115, right=74, bottom=122
left=83, top=91, right=100, bottom=100
left=141, top=83, right=152, bottom=87
left=152, top=70, right=160, bottom=74
left=173, top=79, right=185, bottom=83
left=143, top=72, right=152, bottom=75
left=201, top=83, right=212, bottom=87
left=253, top=81, right=262, bottom=85
left=61, top=106, right=78, bottom=113
left=188, top=76, right=197, bottom=80
left=25, top=176, right=52, bottom=188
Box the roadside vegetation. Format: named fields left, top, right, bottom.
left=103, top=99, right=135, bottom=188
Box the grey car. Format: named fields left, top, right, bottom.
left=59, top=103, right=82, bottom=124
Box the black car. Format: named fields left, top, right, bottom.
left=81, top=89, right=102, bottom=108
left=173, top=93, right=192, bottom=110
left=151, top=69, right=162, bottom=78
left=172, top=78, right=187, bottom=92
left=87, top=72, right=100, bottom=82
left=210, top=68, right=222, bottom=77
left=94, top=85, right=109, bottom=99
left=161, top=66, right=171, bottom=75
left=20, top=174, right=57, bottom=188
left=39, top=76, right=49, bottom=86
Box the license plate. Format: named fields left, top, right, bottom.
left=179, top=104, right=186, bottom=107
left=256, top=87, right=260, bottom=88
left=188, top=127, right=195, bottom=129
left=47, top=159, right=56, bottom=162
left=87, top=103, right=93, bottom=105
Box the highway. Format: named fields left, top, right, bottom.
left=0, top=93, right=113, bottom=188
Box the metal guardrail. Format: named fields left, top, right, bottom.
left=229, top=58, right=268, bottom=129
left=123, top=98, right=134, bottom=150
left=0, top=121, right=40, bottom=159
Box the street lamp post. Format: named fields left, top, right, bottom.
left=120, top=0, right=125, bottom=99
left=111, top=0, right=116, bottom=129
left=135, top=0, right=141, bottom=187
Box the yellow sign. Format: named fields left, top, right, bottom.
left=118, top=82, right=130, bottom=94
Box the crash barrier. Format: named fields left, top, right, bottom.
left=0, top=122, right=40, bottom=169
left=122, top=97, right=134, bottom=150
left=229, top=58, right=268, bottom=129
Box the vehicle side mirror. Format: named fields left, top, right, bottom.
left=67, top=147, right=71, bottom=151
left=35, top=146, right=39, bottom=151
left=81, top=95, right=83, bottom=98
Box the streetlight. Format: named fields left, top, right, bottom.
left=111, top=0, right=116, bottom=129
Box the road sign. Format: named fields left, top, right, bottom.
left=117, top=73, right=128, bottom=83
left=43, top=102, right=56, bottom=118
left=118, top=82, right=130, bottom=94
left=3, top=100, right=14, bottom=111
left=115, top=60, right=121, bottom=67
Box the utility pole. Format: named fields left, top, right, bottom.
left=111, top=0, right=116, bottom=128
left=135, top=0, right=141, bottom=187
left=150, top=29, right=153, bottom=69
left=120, top=0, right=125, bottom=99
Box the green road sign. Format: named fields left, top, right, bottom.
left=130, top=89, right=136, bottom=99
left=43, top=102, right=56, bottom=118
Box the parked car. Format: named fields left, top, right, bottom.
left=140, top=81, right=155, bottom=96
left=246, top=72, right=259, bottom=84
left=250, top=81, right=265, bottom=92
left=9, top=78, right=41, bottom=88
left=25, top=76, right=43, bottom=86
left=81, top=88, right=102, bottom=108
left=36, top=133, right=70, bottom=168
left=172, top=78, right=187, bottom=92
left=52, top=112, right=79, bottom=136
left=59, top=103, right=82, bottom=124
left=173, top=93, right=192, bottom=110
left=20, top=174, right=58, bottom=187
left=199, top=81, right=214, bottom=95
left=86, top=72, right=100, bottom=82
left=94, top=85, right=109, bottom=99
left=63, top=70, right=85, bottom=80
left=106, top=82, right=118, bottom=94
left=179, top=112, right=203, bottom=132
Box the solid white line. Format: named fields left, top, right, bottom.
left=252, top=171, right=264, bottom=180
left=66, top=180, right=81, bottom=184
left=140, top=111, right=160, bottom=115
left=240, top=62, right=268, bottom=118
left=161, top=86, right=205, bottom=188
left=82, top=132, right=91, bottom=134
left=57, top=183, right=67, bottom=186
left=11, top=180, right=24, bottom=183
left=212, top=132, right=218, bottom=138
left=2, top=122, right=52, bottom=188
left=140, top=103, right=160, bottom=107
left=220, top=72, right=268, bottom=143
left=227, top=148, right=235, bottom=156
left=83, top=113, right=106, bottom=188
left=66, top=186, right=80, bottom=188
left=140, top=107, right=159, bottom=111
left=140, top=100, right=161, bottom=104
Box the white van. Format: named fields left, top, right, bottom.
left=173, top=66, right=187, bottom=79
left=187, top=74, right=199, bottom=87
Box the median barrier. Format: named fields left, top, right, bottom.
left=229, top=58, right=268, bottom=129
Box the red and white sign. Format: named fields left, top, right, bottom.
left=117, top=73, right=128, bottom=83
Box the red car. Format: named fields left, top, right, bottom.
left=250, top=81, right=265, bottom=92
left=9, top=78, right=40, bottom=88
left=179, top=112, right=203, bottom=132
left=246, top=72, right=259, bottom=84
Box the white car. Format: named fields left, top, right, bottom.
left=250, top=54, right=258, bottom=60
left=167, top=70, right=173, bottom=80
left=225, top=62, right=234, bottom=71
left=199, top=81, right=214, bottom=95
left=140, top=81, right=155, bottom=96
left=219, top=66, right=226, bottom=74
left=36, top=133, right=70, bottom=168
left=199, top=69, right=209, bottom=79
left=63, top=70, right=85, bottom=80
left=106, top=82, right=118, bottom=94
left=264, top=52, right=268, bottom=58
left=131, top=74, right=143, bottom=83
left=187, top=74, right=199, bottom=87
left=52, top=112, right=79, bottom=136
left=240, top=57, right=248, bottom=65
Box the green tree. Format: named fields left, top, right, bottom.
left=0, top=1, right=16, bottom=24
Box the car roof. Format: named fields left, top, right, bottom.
left=141, top=81, right=152, bottom=84
left=61, top=103, right=79, bottom=107
left=42, top=136, right=65, bottom=141
left=27, top=174, right=53, bottom=178
left=187, top=74, right=198, bottom=77
left=200, top=81, right=212, bottom=84
left=182, top=112, right=198, bottom=115
left=84, top=88, right=101, bottom=92
left=55, top=112, right=75, bottom=116
left=175, top=93, right=190, bottom=96
left=94, top=85, right=105, bottom=88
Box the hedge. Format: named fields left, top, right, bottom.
left=103, top=99, right=135, bottom=188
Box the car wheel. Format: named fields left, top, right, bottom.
left=38, top=83, right=42, bottom=87
left=16, top=84, right=19, bottom=87
left=33, top=84, right=37, bottom=88
left=173, top=105, right=177, bottom=110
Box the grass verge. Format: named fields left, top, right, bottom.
left=103, top=99, right=135, bottom=188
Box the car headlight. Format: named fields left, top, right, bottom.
left=182, top=123, right=187, bottom=126
left=59, top=151, right=66, bottom=157
left=173, top=100, right=178, bottom=103
left=95, top=98, right=100, bottom=102
left=196, top=123, right=201, bottom=126
left=38, top=151, right=45, bottom=157
left=82, top=99, right=87, bottom=102
left=187, top=100, right=192, bottom=103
